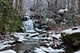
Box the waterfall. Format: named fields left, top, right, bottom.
left=23, top=16, right=35, bottom=32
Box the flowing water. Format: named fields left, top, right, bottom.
left=13, top=39, right=40, bottom=53
left=12, top=16, right=74, bottom=53
left=23, top=17, right=35, bottom=33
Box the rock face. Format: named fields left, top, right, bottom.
left=61, top=27, right=80, bottom=49
left=62, top=33, right=80, bottom=47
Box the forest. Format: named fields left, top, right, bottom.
left=0, top=0, right=80, bottom=53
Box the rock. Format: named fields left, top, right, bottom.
left=40, top=43, right=48, bottom=47
left=0, top=50, right=16, bottom=53
left=62, top=32, right=80, bottom=49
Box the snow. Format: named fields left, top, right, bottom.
left=47, top=37, right=53, bottom=40
left=14, top=33, right=28, bottom=42
left=59, top=8, right=68, bottom=13
left=0, top=45, right=11, bottom=50
left=74, top=50, right=80, bottom=53
left=61, top=26, right=80, bottom=34
left=35, top=28, right=42, bottom=32
left=29, top=33, right=39, bottom=37
left=34, top=47, right=46, bottom=53
left=14, top=33, right=40, bottom=42
left=34, top=47, right=65, bottom=53
left=40, top=46, right=49, bottom=52
left=52, top=34, right=61, bottom=39
left=48, top=47, right=65, bottom=53
left=18, top=36, right=27, bottom=42
left=31, top=36, right=40, bottom=40
left=0, top=40, right=15, bottom=45
left=0, top=40, right=15, bottom=50
left=0, top=50, right=16, bottom=53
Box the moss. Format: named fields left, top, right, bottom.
left=62, top=33, right=80, bottom=47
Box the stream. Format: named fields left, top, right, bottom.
left=10, top=33, right=74, bottom=53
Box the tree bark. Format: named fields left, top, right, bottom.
left=79, top=0, right=80, bottom=13
left=54, top=0, right=58, bottom=14
left=68, top=0, right=70, bottom=10
left=47, top=0, right=50, bottom=11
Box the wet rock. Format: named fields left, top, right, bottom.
left=72, top=28, right=78, bottom=30
left=23, top=50, right=33, bottom=53
left=40, top=43, right=48, bottom=47
left=26, top=34, right=29, bottom=37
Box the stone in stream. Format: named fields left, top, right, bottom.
left=40, top=43, right=48, bottom=47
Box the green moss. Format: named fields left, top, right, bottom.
left=0, top=0, right=22, bottom=34
left=62, top=33, right=80, bottom=47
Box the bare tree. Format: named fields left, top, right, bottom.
left=47, top=0, right=50, bottom=11
left=68, top=0, right=70, bottom=10
left=79, top=0, right=80, bottom=13
left=54, top=0, right=58, bottom=14
left=19, top=0, right=23, bottom=15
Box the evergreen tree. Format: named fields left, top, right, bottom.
left=0, top=0, right=22, bottom=35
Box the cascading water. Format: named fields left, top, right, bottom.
left=23, top=16, right=35, bottom=32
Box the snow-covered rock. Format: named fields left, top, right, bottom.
left=0, top=40, right=15, bottom=50
left=14, top=33, right=29, bottom=42
left=29, top=33, right=39, bottom=37
left=18, top=36, right=27, bottom=42
left=74, top=50, right=80, bottom=53
left=40, top=46, right=49, bottom=52
left=52, top=34, right=61, bottom=39
left=61, top=26, right=80, bottom=35
left=34, top=47, right=65, bottom=53
left=0, top=45, right=11, bottom=50
left=34, top=47, right=46, bottom=53
left=59, top=8, right=68, bottom=13
left=0, top=50, right=16, bottom=53
left=48, top=47, right=65, bottom=53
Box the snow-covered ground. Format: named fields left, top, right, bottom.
left=1, top=28, right=80, bottom=53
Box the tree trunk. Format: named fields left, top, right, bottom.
left=54, top=0, right=58, bottom=14
left=79, top=0, right=80, bottom=13
left=47, top=0, right=50, bottom=11
left=36, top=0, right=39, bottom=14
left=71, top=0, right=74, bottom=10
left=34, top=0, right=36, bottom=14
left=68, top=0, right=70, bottom=10
left=15, top=0, right=18, bottom=12
left=19, top=0, right=23, bottom=15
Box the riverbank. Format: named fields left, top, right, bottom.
left=0, top=29, right=80, bottom=53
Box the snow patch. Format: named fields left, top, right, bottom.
left=34, top=47, right=46, bottom=53
left=61, top=26, right=80, bottom=34
left=0, top=45, right=11, bottom=50
left=52, top=34, right=61, bottom=39
left=74, top=50, right=80, bottom=53
left=0, top=50, right=16, bottom=53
